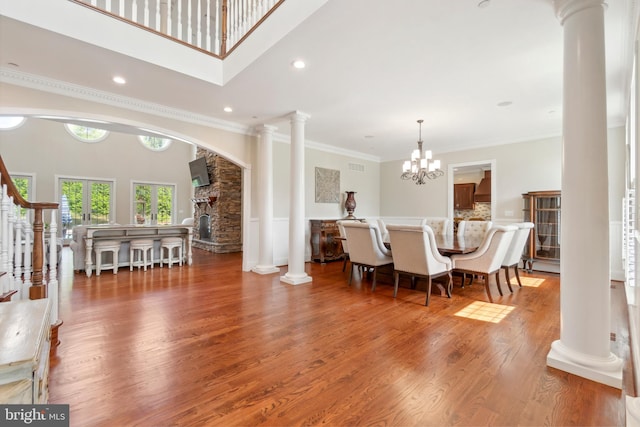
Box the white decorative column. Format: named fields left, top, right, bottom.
left=547, top=0, right=622, bottom=388
left=281, top=111, right=312, bottom=285
left=252, top=124, right=280, bottom=275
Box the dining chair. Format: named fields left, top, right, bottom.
left=501, top=222, right=535, bottom=291
left=336, top=219, right=360, bottom=272
left=457, top=220, right=493, bottom=239
left=341, top=221, right=394, bottom=291
left=376, top=219, right=390, bottom=243
left=419, top=217, right=452, bottom=235
left=456, top=220, right=493, bottom=285
left=450, top=225, right=517, bottom=303
left=387, top=224, right=452, bottom=306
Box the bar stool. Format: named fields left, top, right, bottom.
left=129, top=239, right=154, bottom=271
left=94, top=240, right=121, bottom=276
left=160, top=237, right=183, bottom=268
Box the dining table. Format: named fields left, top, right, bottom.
left=434, top=234, right=484, bottom=256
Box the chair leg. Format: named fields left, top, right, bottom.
left=348, top=263, right=354, bottom=286
left=503, top=267, right=514, bottom=293
left=425, top=276, right=432, bottom=306
left=483, top=274, right=494, bottom=303
left=371, top=267, right=378, bottom=291
left=446, top=272, right=452, bottom=298
left=514, top=265, right=523, bottom=287
left=410, top=276, right=417, bottom=290
left=342, top=255, right=348, bottom=272
left=495, top=272, right=503, bottom=296
left=393, top=272, right=400, bottom=298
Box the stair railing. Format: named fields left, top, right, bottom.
left=69, top=0, right=284, bottom=58
left=0, top=155, right=62, bottom=353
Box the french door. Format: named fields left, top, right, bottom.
left=58, top=177, right=115, bottom=241
left=132, top=182, right=176, bottom=225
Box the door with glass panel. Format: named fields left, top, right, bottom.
left=133, top=183, right=175, bottom=225
left=58, top=178, right=115, bottom=242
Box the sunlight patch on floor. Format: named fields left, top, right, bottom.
left=454, top=301, right=515, bottom=323
left=518, top=277, right=545, bottom=288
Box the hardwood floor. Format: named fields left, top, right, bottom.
left=49, top=248, right=628, bottom=426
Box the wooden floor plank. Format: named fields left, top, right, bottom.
left=48, top=248, right=626, bottom=426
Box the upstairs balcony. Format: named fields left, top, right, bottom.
left=1, top=0, right=328, bottom=85
left=70, top=0, right=283, bottom=58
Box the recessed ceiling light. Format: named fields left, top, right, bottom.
left=112, top=76, right=126, bottom=84
left=223, top=106, right=233, bottom=113
left=497, top=101, right=513, bottom=107
left=292, top=60, right=306, bottom=69
left=478, top=0, right=490, bottom=8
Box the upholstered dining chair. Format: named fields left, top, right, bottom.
left=457, top=220, right=493, bottom=239
left=376, top=219, right=390, bottom=243
left=450, top=225, right=517, bottom=303
left=341, top=221, right=393, bottom=291
left=387, top=224, right=453, bottom=306
left=336, top=219, right=360, bottom=272
left=420, top=217, right=452, bottom=235
left=501, top=222, right=535, bottom=292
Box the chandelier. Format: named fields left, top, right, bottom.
left=401, top=119, right=444, bottom=184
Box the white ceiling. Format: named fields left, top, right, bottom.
left=0, top=0, right=635, bottom=162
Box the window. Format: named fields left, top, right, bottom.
left=133, top=182, right=176, bottom=225
left=58, top=177, right=115, bottom=241
left=0, top=116, right=26, bottom=130
left=11, top=174, right=33, bottom=219
left=64, top=123, right=109, bottom=143
left=138, top=135, right=172, bottom=151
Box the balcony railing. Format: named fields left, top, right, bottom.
left=70, top=0, right=283, bottom=57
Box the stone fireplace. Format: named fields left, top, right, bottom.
left=191, top=148, right=242, bottom=253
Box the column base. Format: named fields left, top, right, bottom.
left=252, top=265, right=280, bottom=275
left=627, top=396, right=640, bottom=427
left=547, top=340, right=623, bottom=389
left=280, top=273, right=312, bottom=285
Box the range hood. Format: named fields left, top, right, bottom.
left=474, top=170, right=491, bottom=202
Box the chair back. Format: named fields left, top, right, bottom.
left=457, top=220, right=493, bottom=239
left=420, top=217, right=452, bottom=235
left=336, top=219, right=360, bottom=254
left=376, top=219, right=390, bottom=242
left=342, top=221, right=392, bottom=267
left=502, top=222, right=534, bottom=267
left=387, top=224, right=451, bottom=276
left=458, top=225, right=516, bottom=273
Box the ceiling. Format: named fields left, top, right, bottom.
left=0, top=0, right=635, bottom=162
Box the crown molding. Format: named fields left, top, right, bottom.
left=0, top=67, right=250, bottom=136
left=1, top=68, right=383, bottom=163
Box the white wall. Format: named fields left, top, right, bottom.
left=380, top=135, right=562, bottom=222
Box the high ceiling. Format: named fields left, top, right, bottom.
left=0, top=0, right=635, bottom=162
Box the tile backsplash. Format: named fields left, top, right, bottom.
left=454, top=202, right=491, bottom=220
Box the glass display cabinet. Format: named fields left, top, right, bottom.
left=522, top=191, right=561, bottom=272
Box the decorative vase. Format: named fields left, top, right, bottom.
left=344, top=191, right=357, bottom=219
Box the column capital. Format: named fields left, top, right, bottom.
left=254, top=124, right=278, bottom=135
left=554, top=0, right=606, bottom=25
left=288, top=110, right=311, bottom=123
